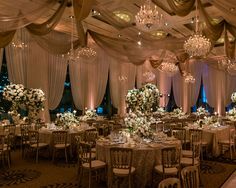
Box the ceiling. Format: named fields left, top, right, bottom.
left=7, top=0, right=236, bottom=57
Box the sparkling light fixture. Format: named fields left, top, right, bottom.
left=143, top=71, right=155, bottom=82
left=184, top=0, right=211, bottom=58
left=78, top=47, right=97, bottom=58
left=184, top=73, right=196, bottom=84
left=67, top=3, right=78, bottom=63
left=135, top=0, right=164, bottom=31
left=218, top=56, right=236, bottom=72
left=159, top=62, right=178, bottom=76
left=118, top=75, right=127, bottom=81
left=11, top=40, right=28, bottom=49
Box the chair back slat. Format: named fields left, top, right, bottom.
left=110, top=147, right=133, bottom=171
left=181, top=166, right=199, bottom=188
left=158, top=177, right=181, bottom=188
left=161, top=147, right=180, bottom=169
left=52, top=131, right=68, bottom=145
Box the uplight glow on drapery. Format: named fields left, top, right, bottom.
left=109, top=60, right=136, bottom=116
left=69, top=44, right=109, bottom=111
left=6, top=29, right=68, bottom=122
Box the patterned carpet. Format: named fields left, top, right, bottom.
left=0, top=150, right=235, bottom=188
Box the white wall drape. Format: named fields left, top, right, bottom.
left=155, top=69, right=172, bottom=108
left=69, top=45, right=109, bottom=111
left=6, top=29, right=67, bottom=122
left=109, top=60, right=136, bottom=116
left=202, top=63, right=226, bottom=114
left=47, top=55, right=67, bottom=110
left=188, top=60, right=203, bottom=107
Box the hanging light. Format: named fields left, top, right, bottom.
left=184, top=0, right=211, bottom=58
left=78, top=46, right=97, bottom=58
left=118, top=75, right=127, bottom=81
left=135, top=0, right=164, bottom=31
left=67, top=3, right=78, bottom=63
left=159, top=62, right=178, bottom=76
left=184, top=73, right=196, bottom=84
left=142, top=71, right=155, bottom=82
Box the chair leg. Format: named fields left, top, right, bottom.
left=36, top=148, right=39, bottom=163
left=52, top=148, right=55, bottom=162
left=78, top=167, right=83, bottom=187
left=88, top=170, right=91, bottom=188
left=128, top=175, right=132, bottom=188
left=65, top=148, right=68, bottom=163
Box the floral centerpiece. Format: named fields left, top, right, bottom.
left=8, top=110, right=22, bottom=124
left=55, top=111, right=80, bottom=129
left=196, top=106, right=208, bottom=116
left=231, top=92, right=236, bottom=103
left=126, top=83, right=160, bottom=113
left=3, top=83, right=26, bottom=109
left=80, top=109, right=98, bottom=121
left=226, top=108, right=236, bottom=121
left=125, top=83, right=160, bottom=140
left=125, top=88, right=140, bottom=112
left=124, top=110, right=146, bottom=133
left=172, top=107, right=185, bottom=118
left=3, top=83, right=46, bottom=124
left=26, top=88, right=46, bottom=123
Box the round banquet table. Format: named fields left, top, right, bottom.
left=96, top=139, right=181, bottom=188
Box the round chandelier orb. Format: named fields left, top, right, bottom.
left=184, top=34, right=211, bottom=58
left=143, top=71, right=155, bottom=82
left=159, top=62, right=178, bottom=76
left=67, top=49, right=78, bottom=63
left=78, top=47, right=97, bottom=59
left=135, top=0, right=163, bottom=31
left=184, top=73, right=195, bottom=84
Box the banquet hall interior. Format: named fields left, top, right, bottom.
left=1, top=0, right=236, bottom=188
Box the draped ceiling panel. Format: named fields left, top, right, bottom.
left=1, top=0, right=236, bottom=117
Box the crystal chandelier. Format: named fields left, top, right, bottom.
left=184, top=73, right=196, bottom=84
left=67, top=3, right=78, bottom=63
left=78, top=47, right=96, bottom=58
left=135, top=0, right=163, bottom=31
left=218, top=57, right=236, bottom=72
left=159, top=62, right=178, bottom=76
left=11, top=40, right=28, bottom=49
left=118, top=75, right=127, bottom=81
left=143, top=71, right=155, bottom=82
left=184, top=0, right=211, bottom=58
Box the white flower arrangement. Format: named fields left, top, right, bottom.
left=226, top=108, right=236, bottom=121
left=55, top=111, right=80, bottom=129
left=124, top=110, right=153, bottom=138
left=8, top=110, right=22, bottom=124
left=134, top=123, right=153, bottom=139
left=3, top=83, right=26, bottom=104
left=126, top=83, right=160, bottom=113
left=3, top=83, right=46, bottom=123
left=80, top=109, right=98, bottom=121
left=171, top=107, right=185, bottom=118
left=231, top=92, right=236, bottom=103
left=196, top=106, right=208, bottom=116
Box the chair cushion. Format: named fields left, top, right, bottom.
left=181, top=157, right=199, bottom=166
left=182, top=150, right=193, bottom=157
left=113, top=167, right=135, bottom=176
left=54, top=143, right=70, bottom=148
left=201, top=141, right=208, bottom=146
left=154, top=165, right=178, bottom=175
left=31, top=143, right=48, bottom=148
left=82, top=160, right=106, bottom=169
left=219, top=140, right=234, bottom=145
left=91, top=147, right=96, bottom=153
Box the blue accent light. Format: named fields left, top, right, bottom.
left=97, top=107, right=103, bottom=114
